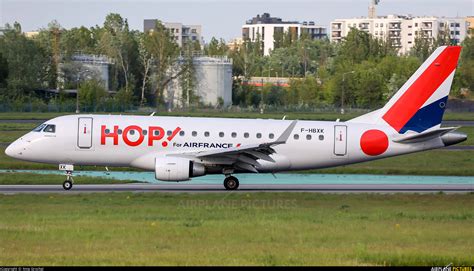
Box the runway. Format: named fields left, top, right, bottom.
left=0, top=183, right=472, bottom=194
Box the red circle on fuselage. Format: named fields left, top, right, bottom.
left=360, top=129, right=389, bottom=156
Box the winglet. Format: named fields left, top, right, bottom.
left=275, top=120, right=297, bottom=144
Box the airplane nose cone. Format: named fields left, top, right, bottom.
left=5, top=140, right=22, bottom=158
left=5, top=143, right=15, bottom=158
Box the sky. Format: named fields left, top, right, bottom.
left=0, top=0, right=472, bottom=42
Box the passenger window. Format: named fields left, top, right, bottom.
left=269, top=133, right=274, bottom=139
left=32, top=124, right=46, bottom=132
left=231, top=132, right=237, bottom=138
left=179, top=131, right=185, bottom=136
left=256, top=133, right=262, bottom=138
left=306, top=134, right=312, bottom=140
left=204, top=131, right=210, bottom=137
left=129, top=130, right=135, bottom=135
left=43, top=125, right=56, bottom=133
left=244, top=132, right=249, bottom=138
left=167, top=130, right=172, bottom=136
left=319, top=135, right=324, bottom=141
left=219, top=132, right=224, bottom=137
left=154, top=130, right=161, bottom=136
left=118, top=129, right=123, bottom=135
left=192, top=131, right=197, bottom=137
left=142, top=130, right=148, bottom=136
left=294, top=134, right=299, bottom=140
left=104, top=129, right=110, bottom=134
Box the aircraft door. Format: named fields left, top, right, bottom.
left=334, top=125, right=347, bottom=156
left=77, top=117, right=93, bottom=149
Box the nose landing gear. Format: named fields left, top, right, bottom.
left=63, top=171, right=74, bottom=190
left=59, top=164, right=75, bottom=190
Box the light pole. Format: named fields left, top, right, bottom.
left=76, top=73, right=81, bottom=114
left=263, top=68, right=272, bottom=113
left=280, top=61, right=284, bottom=78
left=303, top=46, right=310, bottom=76
left=341, top=71, right=355, bottom=115
left=260, top=78, right=264, bottom=114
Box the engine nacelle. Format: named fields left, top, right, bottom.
left=155, top=157, right=205, bottom=182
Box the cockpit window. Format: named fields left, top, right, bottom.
left=32, top=124, right=47, bottom=132
left=43, top=125, right=56, bottom=133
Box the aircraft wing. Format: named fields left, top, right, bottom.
left=168, top=120, right=297, bottom=173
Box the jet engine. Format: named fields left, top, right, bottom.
left=155, top=157, right=205, bottom=181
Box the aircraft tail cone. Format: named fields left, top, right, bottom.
left=441, top=131, right=467, bottom=146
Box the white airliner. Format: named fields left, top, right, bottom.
left=5, top=46, right=467, bottom=190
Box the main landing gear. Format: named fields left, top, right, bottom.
left=224, top=175, right=239, bottom=190
left=63, top=170, right=74, bottom=190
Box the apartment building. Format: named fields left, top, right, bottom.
left=242, top=13, right=327, bottom=56
left=143, top=20, right=203, bottom=47
left=466, top=16, right=474, bottom=37
left=330, top=15, right=468, bottom=54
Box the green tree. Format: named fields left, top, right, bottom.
left=288, top=76, right=323, bottom=106
left=144, top=20, right=191, bottom=106
left=434, top=25, right=452, bottom=47
left=114, top=87, right=135, bottom=109
left=179, top=44, right=199, bottom=107
left=410, top=31, right=434, bottom=61
left=33, top=20, right=63, bottom=89
left=273, top=29, right=284, bottom=50
left=60, top=26, right=98, bottom=58
left=137, top=32, right=153, bottom=106
left=335, top=28, right=396, bottom=66
left=229, top=39, right=263, bottom=78
left=263, top=84, right=285, bottom=106
left=99, top=13, right=139, bottom=93
left=0, top=22, right=47, bottom=98
left=204, top=37, right=227, bottom=56
left=268, top=47, right=300, bottom=77
left=78, top=79, right=107, bottom=111
left=353, top=63, right=386, bottom=108
left=376, top=55, right=420, bottom=101
left=0, top=52, right=8, bottom=89
left=452, top=36, right=474, bottom=97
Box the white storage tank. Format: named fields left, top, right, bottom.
left=166, top=56, right=233, bottom=108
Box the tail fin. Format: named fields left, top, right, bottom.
left=349, top=46, right=462, bottom=134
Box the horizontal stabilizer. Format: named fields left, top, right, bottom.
left=392, top=127, right=458, bottom=143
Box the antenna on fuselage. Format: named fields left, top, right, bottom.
left=282, top=115, right=287, bottom=120
left=150, top=112, right=156, bottom=116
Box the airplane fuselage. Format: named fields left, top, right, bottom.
left=6, top=114, right=448, bottom=174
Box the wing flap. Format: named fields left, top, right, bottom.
left=244, top=150, right=275, bottom=162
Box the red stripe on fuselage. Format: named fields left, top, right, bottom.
left=382, top=46, right=461, bottom=132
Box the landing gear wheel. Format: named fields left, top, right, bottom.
left=63, top=180, right=73, bottom=190
left=224, top=176, right=239, bottom=190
